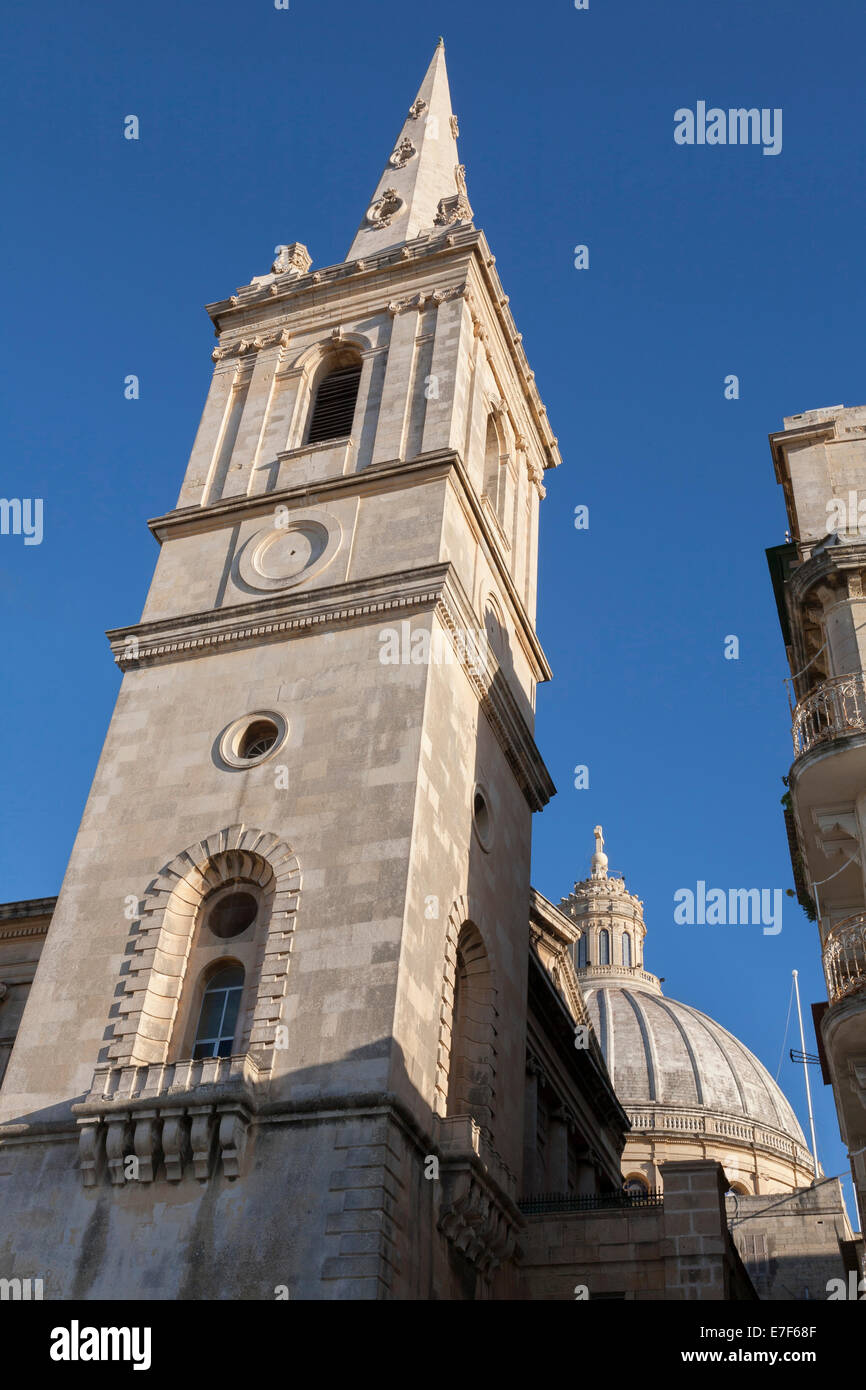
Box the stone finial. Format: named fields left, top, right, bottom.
left=271, top=242, right=312, bottom=277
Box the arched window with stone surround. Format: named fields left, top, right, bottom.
left=445, top=921, right=496, bottom=1131
left=103, top=830, right=301, bottom=1072
left=170, top=878, right=271, bottom=1062
left=576, top=933, right=587, bottom=969
left=622, top=932, right=632, bottom=967
left=599, top=928, right=610, bottom=966
left=624, top=1173, right=649, bottom=1196
left=306, top=355, right=362, bottom=444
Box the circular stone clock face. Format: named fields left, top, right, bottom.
left=235, top=510, right=342, bottom=592
left=255, top=522, right=328, bottom=581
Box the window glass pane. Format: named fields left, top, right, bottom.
left=194, top=968, right=245, bottom=1059
left=599, top=930, right=610, bottom=965
left=622, top=933, right=632, bottom=967
left=197, top=992, right=225, bottom=1040
left=209, top=965, right=244, bottom=991
left=220, top=986, right=243, bottom=1044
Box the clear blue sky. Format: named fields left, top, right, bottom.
left=2, top=0, right=863, bottom=1212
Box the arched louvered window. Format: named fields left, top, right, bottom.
left=622, top=932, right=632, bottom=967
left=599, top=929, right=610, bottom=966
left=306, top=362, right=362, bottom=444
left=193, top=964, right=244, bottom=1059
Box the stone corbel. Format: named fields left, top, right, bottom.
left=438, top=1167, right=519, bottom=1276
left=217, top=1107, right=249, bottom=1179
left=132, top=1110, right=162, bottom=1183
left=105, top=1114, right=133, bottom=1186
left=849, top=1058, right=866, bottom=1111
left=77, top=1120, right=105, bottom=1188
left=161, top=1112, right=191, bottom=1182
left=189, top=1107, right=217, bottom=1181
left=814, top=809, right=860, bottom=863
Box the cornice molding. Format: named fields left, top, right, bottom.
left=107, top=562, right=554, bottom=810
left=205, top=229, right=561, bottom=472
left=0, top=897, right=57, bottom=921
left=789, top=539, right=866, bottom=604
left=145, top=449, right=552, bottom=683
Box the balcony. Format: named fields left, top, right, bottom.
left=823, top=913, right=866, bottom=1005
left=792, top=674, right=866, bottom=757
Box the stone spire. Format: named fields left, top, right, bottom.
left=345, top=39, right=472, bottom=262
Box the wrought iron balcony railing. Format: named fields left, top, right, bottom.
left=823, top=913, right=866, bottom=1005
left=518, top=1190, right=663, bottom=1215
left=792, top=674, right=866, bottom=757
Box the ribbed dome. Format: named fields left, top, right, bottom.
left=584, top=981, right=808, bottom=1147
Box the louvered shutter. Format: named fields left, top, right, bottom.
left=307, top=364, right=362, bottom=444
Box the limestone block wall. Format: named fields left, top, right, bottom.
left=0, top=901, right=54, bottom=1089
left=0, top=616, right=432, bottom=1123
left=726, top=1179, right=854, bottom=1300
left=520, top=1161, right=756, bottom=1300
left=392, top=615, right=535, bottom=1182
left=775, top=406, right=866, bottom=547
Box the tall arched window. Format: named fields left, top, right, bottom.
left=446, top=922, right=495, bottom=1130
left=599, top=929, right=610, bottom=966
left=193, top=964, right=245, bottom=1059
left=576, top=934, right=587, bottom=969
left=306, top=361, right=362, bottom=444
left=482, top=414, right=505, bottom=521
left=622, top=932, right=632, bottom=967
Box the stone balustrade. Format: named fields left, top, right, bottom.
left=72, top=1053, right=264, bottom=1187
left=626, top=1107, right=814, bottom=1171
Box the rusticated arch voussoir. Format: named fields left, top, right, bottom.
left=108, top=824, right=301, bottom=1068
left=433, top=895, right=499, bottom=1131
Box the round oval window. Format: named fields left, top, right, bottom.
left=238, top=719, right=279, bottom=760
left=206, top=891, right=258, bottom=939
left=473, top=786, right=493, bottom=850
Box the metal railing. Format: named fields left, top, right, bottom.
left=823, top=912, right=866, bottom=1004
left=518, top=1189, right=663, bottom=1215
left=792, top=673, right=866, bottom=757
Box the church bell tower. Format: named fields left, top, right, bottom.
left=0, top=43, right=561, bottom=1300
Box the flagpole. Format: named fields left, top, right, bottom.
left=793, top=969, right=820, bottom=1180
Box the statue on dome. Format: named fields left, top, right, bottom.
left=591, top=825, right=609, bottom=879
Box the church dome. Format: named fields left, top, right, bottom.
left=582, top=981, right=809, bottom=1151
left=560, top=828, right=815, bottom=1191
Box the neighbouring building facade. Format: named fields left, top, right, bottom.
left=0, top=46, right=853, bottom=1302
left=767, top=403, right=866, bottom=1240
